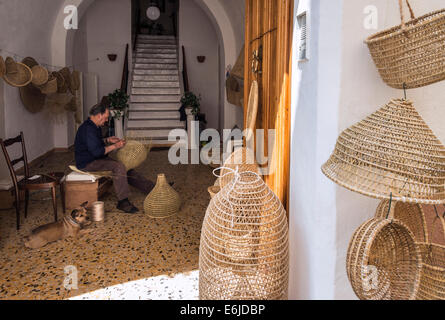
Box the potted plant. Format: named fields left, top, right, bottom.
left=180, top=91, right=201, bottom=116
left=108, top=89, right=129, bottom=139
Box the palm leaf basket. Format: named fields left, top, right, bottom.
left=375, top=201, right=445, bottom=300
left=365, top=0, right=445, bottom=89
left=321, top=99, right=445, bottom=204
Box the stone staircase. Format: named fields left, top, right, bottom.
left=126, top=34, right=184, bottom=146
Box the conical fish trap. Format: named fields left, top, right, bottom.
left=199, top=171, right=289, bottom=300
left=116, top=140, right=151, bottom=171
left=322, top=99, right=445, bottom=204
left=220, top=147, right=262, bottom=189
left=375, top=200, right=445, bottom=300
left=144, top=174, right=181, bottom=219
left=346, top=217, right=421, bottom=300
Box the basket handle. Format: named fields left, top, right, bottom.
left=399, top=0, right=416, bottom=31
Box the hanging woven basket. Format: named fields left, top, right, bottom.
left=375, top=200, right=445, bottom=300
left=346, top=217, right=421, bottom=300
left=144, top=174, right=181, bottom=219
left=365, top=0, right=445, bottom=89
left=220, top=147, right=262, bottom=189
left=199, top=171, right=289, bottom=300
left=321, top=99, right=445, bottom=204
left=116, top=140, right=151, bottom=171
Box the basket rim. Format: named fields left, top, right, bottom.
left=365, top=8, right=445, bottom=44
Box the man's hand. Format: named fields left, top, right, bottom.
left=107, top=136, right=121, bottom=144
left=114, top=140, right=126, bottom=149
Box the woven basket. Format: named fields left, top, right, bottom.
left=322, top=99, right=445, bottom=204
left=365, top=0, right=445, bottom=89
left=38, top=74, right=57, bottom=95
left=144, top=174, right=181, bottom=219
left=346, top=217, right=421, bottom=300
left=116, top=140, right=151, bottom=171
left=31, top=65, right=48, bottom=86
left=375, top=200, right=445, bottom=300
left=220, top=147, right=262, bottom=189
left=3, top=57, right=32, bottom=87
left=208, top=186, right=220, bottom=199
left=199, top=171, right=289, bottom=300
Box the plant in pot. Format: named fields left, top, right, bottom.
left=181, top=91, right=201, bottom=117
left=108, top=89, right=129, bottom=139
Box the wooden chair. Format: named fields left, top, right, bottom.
left=0, top=132, right=65, bottom=230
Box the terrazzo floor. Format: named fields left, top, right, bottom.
left=0, top=149, right=215, bottom=300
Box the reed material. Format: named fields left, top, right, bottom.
left=144, top=174, right=181, bottom=219
left=322, top=99, right=445, bottom=204
left=220, top=147, right=262, bottom=189
left=199, top=171, right=289, bottom=300
left=365, top=0, right=445, bottom=89
left=116, top=140, right=151, bottom=171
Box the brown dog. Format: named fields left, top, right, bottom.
left=24, top=201, right=92, bottom=249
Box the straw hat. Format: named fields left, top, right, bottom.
left=38, top=73, right=58, bottom=94
left=31, top=65, right=49, bottom=86
left=0, top=56, right=5, bottom=78
left=22, top=57, right=38, bottom=68
left=52, top=71, right=65, bottom=93
left=2, top=57, right=32, bottom=87
left=321, top=99, right=445, bottom=204
left=58, top=67, right=71, bottom=93
left=19, top=83, right=46, bottom=114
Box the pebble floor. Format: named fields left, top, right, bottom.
left=0, top=149, right=215, bottom=300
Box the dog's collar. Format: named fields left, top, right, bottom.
left=65, top=215, right=81, bottom=228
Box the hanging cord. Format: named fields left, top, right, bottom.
left=386, top=192, right=393, bottom=220
left=249, top=28, right=277, bottom=44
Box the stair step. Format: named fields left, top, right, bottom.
left=133, top=69, right=178, bottom=76
left=135, top=58, right=178, bottom=64
left=137, top=39, right=176, bottom=45
left=131, top=95, right=181, bottom=103
left=129, top=111, right=180, bottom=120
left=134, top=63, right=178, bottom=70
left=132, top=88, right=181, bottom=95
left=136, top=48, right=177, bottom=54
left=132, top=75, right=179, bottom=82
left=136, top=43, right=177, bottom=49
left=137, top=35, right=175, bottom=40
left=135, top=53, right=177, bottom=59
left=127, top=119, right=185, bottom=128
left=130, top=103, right=180, bottom=111
left=132, top=81, right=179, bottom=88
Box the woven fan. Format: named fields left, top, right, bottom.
left=322, top=99, right=445, bottom=204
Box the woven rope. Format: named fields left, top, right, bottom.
left=144, top=174, right=181, bottom=219
left=346, top=217, right=421, bottom=300
left=322, top=99, right=445, bottom=204
left=220, top=147, right=262, bottom=189
left=116, top=139, right=151, bottom=171
left=375, top=200, right=445, bottom=300
left=199, top=169, right=289, bottom=300
left=365, top=1, right=445, bottom=89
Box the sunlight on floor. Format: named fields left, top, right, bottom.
left=69, top=271, right=199, bottom=300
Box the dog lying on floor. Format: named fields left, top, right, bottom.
left=24, top=201, right=92, bottom=249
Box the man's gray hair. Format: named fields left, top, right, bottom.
left=89, top=103, right=109, bottom=116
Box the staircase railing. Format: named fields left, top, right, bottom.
left=121, top=43, right=130, bottom=93
left=182, top=46, right=189, bottom=92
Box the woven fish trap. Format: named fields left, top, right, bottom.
left=321, top=99, right=445, bottom=204
left=144, top=174, right=181, bottom=219
left=375, top=200, right=445, bottom=300
left=346, top=217, right=421, bottom=300
left=199, top=171, right=289, bottom=300
left=220, top=147, right=262, bottom=189
left=116, top=139, right=151, bottom=171
left=365, top=0, right=445, bottom=89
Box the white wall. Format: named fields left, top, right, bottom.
left=73, top=0, right=132, bottom=102
left=289, top=0, right=445, bottom=300
left=0, top=0, right=64, bottom=176
left=179, top=0, right=220, bottom=131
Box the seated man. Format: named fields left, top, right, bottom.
left=74, top=103, right=154, bottom=213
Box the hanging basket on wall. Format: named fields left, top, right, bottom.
left=375, top=200, right=445, bottom=300
left=321, top=99, right=445, bottom=204
left=199, top=171, right=289, bottom=300
left=346, top=217, right=421, bottom=300
left=365, top=0, right=445, bottom=89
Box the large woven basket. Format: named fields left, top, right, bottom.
left=144, top=174, right=181, bottom=219
left=321, top=99, right=445, bottom=204
left=365, top=0, right=445, bottom=89
left=116, top=140, right=151, bottom=171
left=199, top=171, right=289, bottom=300
left=346, top=217, right=421, bottom=300
left=220, top=147, right=262, bottom=189
left=375, top=201, right=445, bottom=300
